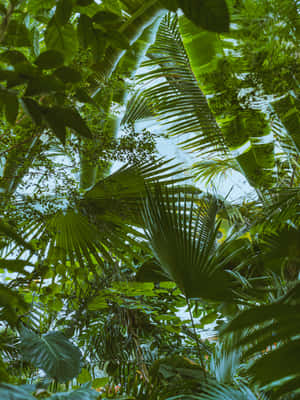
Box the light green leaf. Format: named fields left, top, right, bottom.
left=77, top=368, right=92, bottom=384
left=45, top=22, right=78, bottom=62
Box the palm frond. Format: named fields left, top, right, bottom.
left=142, top=183, right=238, bottom=301
left=123, top=14, right=228, bottom=157
left=210, top=343, right=241, bottom=384
left=192, top=158, right=241, bottom=184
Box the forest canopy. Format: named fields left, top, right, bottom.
left=0, top=0, right=299, bottom=399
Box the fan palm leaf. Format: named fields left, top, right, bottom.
left=142, top=183, right=239, bottom=301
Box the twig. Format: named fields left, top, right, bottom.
left=0, top=1, right=15, bottom=44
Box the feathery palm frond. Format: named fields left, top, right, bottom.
left=186, top=381, right=262, bottom=400
left=142, top=183, right=239, bottom=301
left=192, top=158, right=241, bottom=184
left=123, top=14, right=228, bottom=157
left=210, top=342, right=241, bottom=385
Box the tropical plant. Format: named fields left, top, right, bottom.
left=0, top=0, right=299, bottom=399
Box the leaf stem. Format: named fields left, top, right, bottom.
left=186, top=297, right=207, bottom=381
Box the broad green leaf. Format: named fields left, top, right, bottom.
left=54, top=66, right=82, bottom=82
left=20, top=329, right=82, bottom=383
left=34, top=50, right=64, bottom=69
left=179, top=16, right=219, bottom=81
left=45, top=22, right=78, bottom=62
left=160, top=0, right=230, bottom=33
left=92, top=10, right=123, bottom=28
left=0, top=50, right=28, bottom=65
left=0, top=383, right=36, bottom=400
left=60, top=107, right=93, bottom=138
left=25, top=75, right=64, bottom=96
left=77, top=14, right=95, bottom=49
left=4, top=21, right=31, bottom=47
left=55, top=0, right=73, bottom=25
left=20, top=98, right=43, bottom=125
left=4, top=92, right=19, bottom=125
left=42, top=106, right=67, bottom=144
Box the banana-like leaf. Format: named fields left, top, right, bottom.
left=123, top=14, right=228, bottom=157
left=142, top=184, right=238, bottom=301
left=19, top=328, right=82, bottom=383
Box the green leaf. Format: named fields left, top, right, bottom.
left=0, top=383, right=36, bottom=400
left=201, top=311, right=218, bottom=325
left=92, top=10, right=123, bottom=28
left=92, top=377, right=109, bottom=387
left=75, top=88, right=94, bottom=104
left=32, top=27, right=40, bottom=56
left=49, top=386, right=99, bottom=399
left=45, top=22, right=78, bottom=62
left=0, top=219, right=34, bottom=251
left=60, top=107, right=93, bottom=138
left=77, top=14, right=95, bottom=48
left=0, top=259, right=32, bottom=274
left=76, top=0, right=94, bottom=5
left=34, top=50, right=64, bottom=69
left=0, top=50, right=28, bottom=65
left=20, top=98, right=43, bottom=125
left=107, top=31, right=130, bottom=49
left=42, top=106, right=92, bottom=143
left=54, top=66, right=82, bottom=82
left=42, top=107, right=67, bottom=144
left=4, top=92, right=19, bottom=125
left=179, top=16, right=219, bottom=80
left=0, top=284, right=29, bottom=327
left=20, top=328, right=82, bottom=383
left=55, top=0, right=73, bottom=25
left=160, top=0, right=230, bottom=33
left=4, top=20, right=31, bottom=47
left=77, top=368, right=92, bottom=384
left=25, top=75, right=64, bottom=96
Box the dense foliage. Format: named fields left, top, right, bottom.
left=0, top=0, right=299, bottom=399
